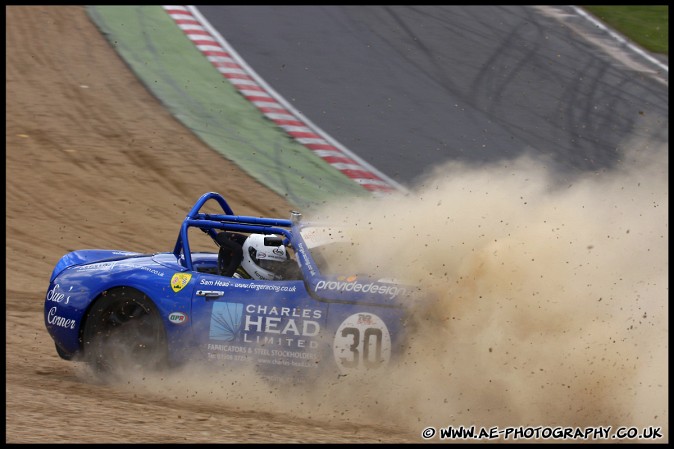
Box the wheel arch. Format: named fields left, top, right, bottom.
left=78, top=285, right=166, bottom=353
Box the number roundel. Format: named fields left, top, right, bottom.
left=333, top=313, right=391, bottom=374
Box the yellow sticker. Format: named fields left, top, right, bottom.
left=171, top=273, right=192, bottom=293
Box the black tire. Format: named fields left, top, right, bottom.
left=81, top=287, right=168, bottom=380
left=54, top=342, right=74, bottom=360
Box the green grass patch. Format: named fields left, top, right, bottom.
left=582, top=6, right=668, bottom=55
left=87, top=6, right=370, bottom=210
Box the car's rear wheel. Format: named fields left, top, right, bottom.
left=81, top=287, right=168, bottom=380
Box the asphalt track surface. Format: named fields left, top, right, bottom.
left=196, top=5, right=668, bottom=187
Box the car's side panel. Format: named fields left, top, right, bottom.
left=189, top=272, right=329, bottom=378
left=325, top=302, right=408, bottom=376
left=45, top=276, right=94, bottom=356
left=45, top=255, right=195, bottom=359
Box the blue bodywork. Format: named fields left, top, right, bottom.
left=44, top=192, right=414, bottom=378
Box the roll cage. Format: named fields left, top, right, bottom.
left=172, top=192, right=300, bottom=272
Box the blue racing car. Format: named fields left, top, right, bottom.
left=44, top=192, right=414, bottom=381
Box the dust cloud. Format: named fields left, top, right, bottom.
left=307, top=147, right=667, bottom=433
left=100, top=143, right=667, bottom=441
left=304, top=144, right=668, bottom=437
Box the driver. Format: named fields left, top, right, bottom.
left=238, top=233, right=292, bottom=280
left=216, top=232, right=297, bottom=280
left=215, top=231, right=246, bottom=277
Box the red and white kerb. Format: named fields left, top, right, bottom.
left=163, top=5, right=398, bottom=194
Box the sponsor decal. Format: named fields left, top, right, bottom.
left=295, top=242, right=315, bottom=276
left=45, top=284, right=77, bottom=330
left=46, top=306, right=77, bottom=330
left=333, top=313, right=391, bottom=374
left=357, top=313, right=373, bottom=325
left=272, top=247, right=284, bottom=257
left=207, top=302, right=323, bottom=367
left=245, top=304, right=322, bottom=319
left=76, top=261, right=116, bottom=271
left=98, top=262, right=165, bottom=278
left=168, top=312, right=188, bottom=324
left=200, top=277, right=297, bottom=293
left=200, top=278, right=230, bottom=287
left=207, top=302, right=322, bottom=350
left=315, top=276, right=408, bottom=299
left=171, top=273, right=192, bottom=293
left=205, top=344, right=319, bottom=364
left=241, top=304, right=321, bottom=348
left=209, top=302, right=243, bottom=341
left=46, top=284, right=72, bottom=305
left=139, top=266, right=165, bottom=277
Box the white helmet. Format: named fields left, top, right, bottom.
left=240, top=234, right=288, bottom=280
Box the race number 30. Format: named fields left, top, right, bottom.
left=333, top=313, right=391, bottom=373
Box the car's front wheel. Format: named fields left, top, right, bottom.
left=81, top=287, right=168, bottom=380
